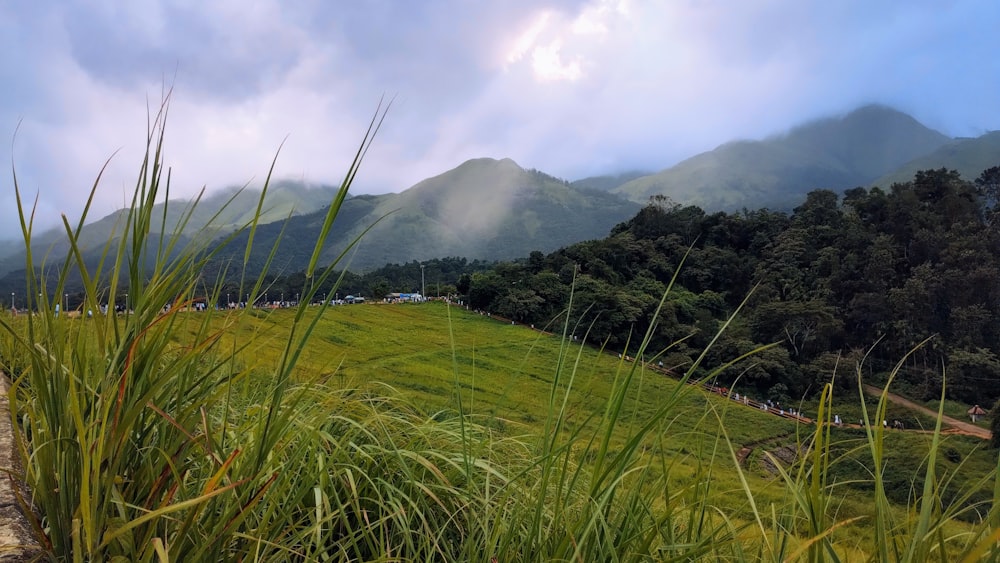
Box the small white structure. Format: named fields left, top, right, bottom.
left=968, top=404, right=987, bottom=423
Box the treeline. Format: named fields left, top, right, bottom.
left=215, top=256, right=494, bottom=305
left=464, top=167, right=1000, bottom=405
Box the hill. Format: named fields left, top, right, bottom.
left=872, top=130, right=1000, bottom=187
left=0, top=159, right=639, bottom=286
left=206, top=158, right=641, bottom=275
left=570, top=171, right=650, bottom=192
left=613, top=105, right=951, bottom=210
left=0, top=181, right=341, bottom=277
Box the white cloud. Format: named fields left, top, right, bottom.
left=531, top=39, right=584, bottom=81
left=506, top=12, right=553, bottom=66
left=1, top=0, right=999, bottom=240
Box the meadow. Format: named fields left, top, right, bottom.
left=0, top=101, right=998, bottom=561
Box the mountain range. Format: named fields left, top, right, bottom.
left=0, top=104, right=997, bottom=286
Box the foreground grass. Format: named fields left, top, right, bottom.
left=1, top=100, right=998, bottom=561
left=9, top=302, right=995, bottom=559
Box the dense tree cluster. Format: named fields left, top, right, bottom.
left=465, top=168, right=1000, bottom=405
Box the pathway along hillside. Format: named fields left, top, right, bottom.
left=484, top=307, right=994, bottom=441
left=862, top=384, right=992, bottom=440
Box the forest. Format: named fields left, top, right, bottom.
left=457, top=167, right=1000, bottom=406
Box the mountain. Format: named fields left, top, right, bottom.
left=0, top=181, right=341, bottom=277
left=571, top=171, right=650, bottom=192
left=209, top=158, right=642, bottom=275
left=613, top=105, right=952, bottom=210
left=6, top=104, right=995, bottom=287
left=871, top=131, right=1000, bottom=187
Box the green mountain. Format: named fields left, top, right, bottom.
left=7, top=104, right=994, bottom=285
left=571, top=171, right=650, bottom=192
left=871, top=131, right=1000, bottom=187
left=0, top=181, right=341, bottom=277
left=613, top=105, right=952, bottom=209
left=211, top=158, right=642, bottom=275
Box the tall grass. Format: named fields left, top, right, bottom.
left=0, top=97, right=517, bottom=561
left=1, top=97, right=999, bottom=561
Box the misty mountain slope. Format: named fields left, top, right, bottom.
left=203, top=194, right=386, bottom=278
left=203, top=158, right=641, bottom=276
left=571, top=171, right=650, bottom=192
left=319, top=158, right=641, bottom=271
left=872, top=131, right=1000, bottom=187
left=0, top=181, right=343, bottom=277
left=614, top=105, right=951, bottom=210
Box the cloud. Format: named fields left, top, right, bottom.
left=0, top=0, right=997, bottom=240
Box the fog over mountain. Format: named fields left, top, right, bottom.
left=1, top=104, right=998, bottom=283
left=1, top=2, right=997, bottom=240
left=612, top=105, right=954, bottom=210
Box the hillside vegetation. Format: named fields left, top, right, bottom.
left=467, top=166, right=1000, bottom=411
left=1, top=100, right=998, bottom=561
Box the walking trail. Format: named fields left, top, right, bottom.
left=862, top=384, right=992, bottom=440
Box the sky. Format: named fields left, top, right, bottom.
left=1, top=0, right=998, bottom=239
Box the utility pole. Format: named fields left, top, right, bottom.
left=420, top=264, right=425, bottom=302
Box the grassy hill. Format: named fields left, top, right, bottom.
left=191, top=301, right=996, bottom=555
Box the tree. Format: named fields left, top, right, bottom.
left=990, top=399, right=1000, bottom=449
left=456, top=273, right=472, bottom=297
left=976, top=166, right=1000, bottom=207
left=495, top=288, right=544, bottom=322
left=749, top=300, right=841, bottom=361
left=368, top=278, right=390, bottom=301
left=946, top=348, right=1000, bottom=405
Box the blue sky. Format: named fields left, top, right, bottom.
left=1, top=0, right=998, bottom=239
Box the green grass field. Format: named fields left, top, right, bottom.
left=168, top=301, right=999, bottom=553
left=203, top=302, right=797, bottom=443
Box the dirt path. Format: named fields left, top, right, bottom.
left=862, top=385, right=991, bottom=440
